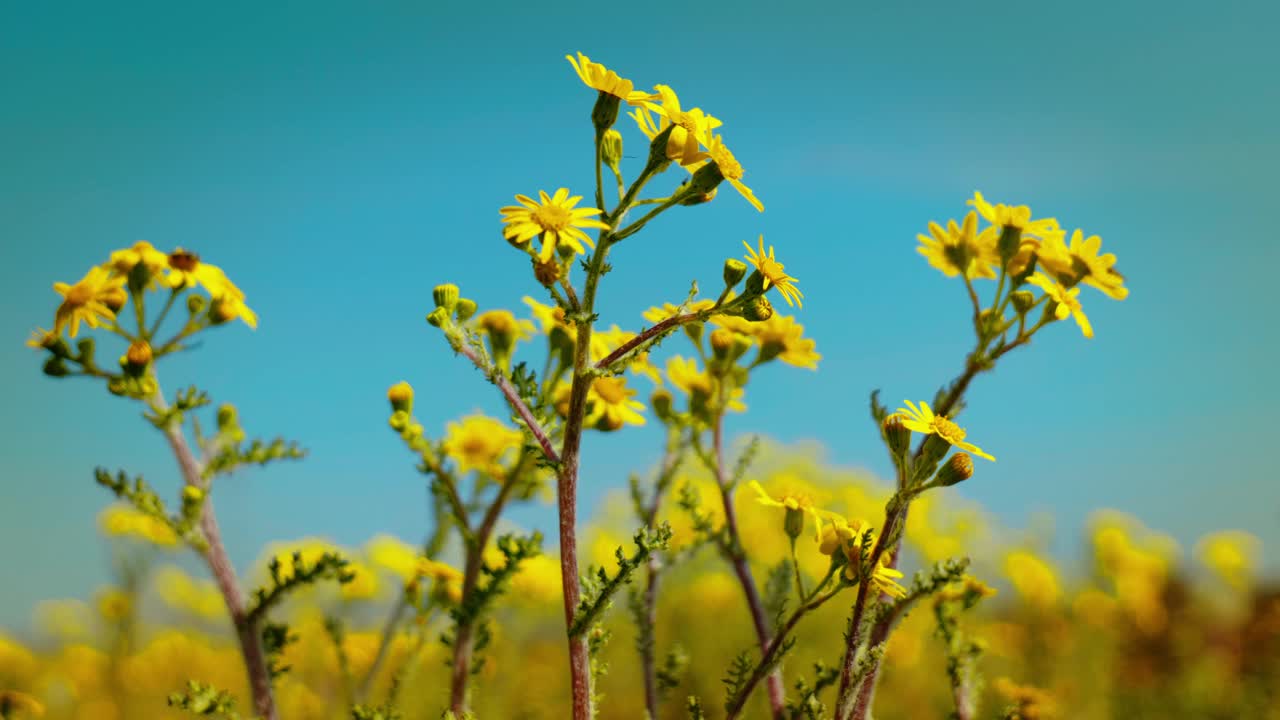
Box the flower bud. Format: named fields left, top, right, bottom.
left=933, top=452, right=974, bottom=487
left=186, top=294, right=207, bottom=315
left=388, top=410, right=410, bottom=432
left=216, top=404, right=239, bottom=432
left=997, top=225, right=1023, bottom=265
left=744, top=270, right=766, bottom=297
left=784, top=507, right=805, bottom=540
left=426, top=307, right=450, bottom=328
left=549, top=324, right=576, bottom=368
left=534, top=258, right=561, bottom=287
left=742, top=295, right=774, bottom=322
left=433, top=284, right=460, bottom=313
left=651, top=389, right=674, bottom=422
left=121, top=340, right=153, bottom=376
left=102, top=287, right=128, bottom=313
left=1010, top=290, right=1036, bottom=315
left=601, top=129, right=623, bottom=173
left=882, top=414, right=911, bottom=460
left=477, top=310, right=522, bottom=373
left=42, top=356, right=70, bottom=377
left=683, top=321, right=704, bottom=346
left=678, top=187, right=717, bottom=206
left=645, top=125, right=676, bottom=171
left=183, top=485, right=205, bottom=504
left=709, top=328, right=735, bottom=359
left=387, top=381, right=414, bottom=414
left=454, top=298, right=478, bottom=322
left=723, top=258, right=748, bottom=288
left=689, top=157, right=725, bottom=195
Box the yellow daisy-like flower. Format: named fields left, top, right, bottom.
left=592, top=324, right=662, bottom=384
left=713, top=314, right=821, bottom=369
left=339, top=562, right=382, bottom=602
left=916, top=211, right=997, bottom=280
left=897, top=399, right=996, bottom=461
left=501, top=188, right=609, bottom=262
left=154, top=566, right=225, bottom=620
left=210, top=293, right=258, bottom=329
left=365, top=535, right=420, bottom=583
left=968, top=191, right=1063, bottom=242
left=705, top=134, right=763, bottom=212
left=630, top=85, right=722, bottom=168
left=584, top=376, right=647, bottom=430
left=25, top=327, right=57, bottom=351
left=993, top=678, right=1058, bottom=720
left=98, top=505, right=179, bottom=547
left=524, top=296, right=572, bottom=335
left=1027, top=272, right=1093, bottom=339
left=822, top=517, right=907, bottom=598
left=747, top=480, right=835, bottom=541
left=417, top=557, right=465, bottom=604
left=565, top=52, right=649, bottom=103
left=442, top=413, right=525, bottom=476
left=52, top=266, right=126, bottom=338
left=641, top=299, right=716, bottom=325
left=1038, top=229, right=1128, bottom=300
left=665, top=356, right=746, bottom=413
left=105, top=240, right=169, bottom=280
left=165, top=248, right=244, bottom=299
left=743, top=236, right=802, bottom=308
left=95, top=587, right=132, bottom=622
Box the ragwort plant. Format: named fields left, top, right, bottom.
left=24, top=51, right=1128, bottom=720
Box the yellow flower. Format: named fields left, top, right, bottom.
left=747, top=480, right=835, bottom=540
left=98, top=505, right=178, bottom=547
left=1003, top=550, right=1061, bottom=609
left=340, top=562, right=382, bottom=601
left=584, top=376, right=647, bottom=430
left=25, top=327, right=57, bottom=350
left=993, top=677, right=1058, bottom=720
left=511, top=554, right=562, bottom=605
left=52, top=266, right=126, bottom=338
left=665, top=356, right=746, bottom=413
left=271, top=541, right=341, bottom=583
left=897, top=400, right=995, bottom=461
left=641, top=299, right=715, bottom=325
left=365, top=535, right=420, bottom=583
left=416, top=558, right=464, bottom=603
left=165, top=248, right=244, bottom=299
left=1196, top=530, right=1260, bottom=592
left=210, top=293, right=258, bottom=329
left=524, top=296, right=572, bottom=334
left=591, top=324, right=662, bottom=384
left=823, top=518, right=907, bottom=598
left=105, top=240, right=169, bottom=280
left=713, top=314, right=820, bottom=369
left=916, top=211, right=997, bottom=280
left=1038, top=229, right=1128, bottom=300
left=743, top=236, right=802, bottom=307
left=95, top=587, right=132, bottom=622
left=501, top=188, right=609, bottom=262
left=704, top=134, right=763, bottom=212
left=1027, top=272, right=1092, bottom=339
left=565, top=52, right=649, bottom=103
left=442, top=414, right=525, bottom=476
left=968, top=191, right=1063, bottom=242
left=0, top=690, right=45, bottom=718
left=154, top=566, right=224, bottom=620
left=630, top=85, right=722, bottom=167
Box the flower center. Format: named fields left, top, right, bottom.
left=712, top=147, right=743, bottom=180
left=593, top=377, right=627, bottom=404
left=169, top=250, right=200, bottom=272
left=461, top=436, right=490, bottom=457
left=533, top=204, right=572, bottom=232
left=65, top=283, right=95, bottom=307
left=933, top=416, right=966, bottom=443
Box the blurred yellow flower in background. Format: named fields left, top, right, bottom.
left=917, top=211, right=996, bottom=280
left=154, top=566, right=225, bottom=621
left=364, top=535, right=420, bottom=583
left=1197, top=530, right=1260, bottom=592
left=52, top=267, right=126, bottom=338
left=442, top=414, right=525, bottom=476
left=1004, top=550, right=1061, bottom=609
left=98, top=505, right=178, bottom=547
left=1028, top=272, right=1093, bottom=339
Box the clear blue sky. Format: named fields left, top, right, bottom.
left=3, top=1, right=1277, bottom=627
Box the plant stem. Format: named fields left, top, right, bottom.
left=713, top=410, right=786, bottom=720
left=151, top=391, right=277, bottom=720
left=452, top=340, right=561, bottom=464
left=639, top=432, right=680, bottom=720
left=594, top=312, right=704, bottom=372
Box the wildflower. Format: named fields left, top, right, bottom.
left=631, top=85, right=721, bottom=168
left=25, top=327, right=58, bottom=351
left=694, top=134, right=763, bottom=212
left=932, top=452, right=975, bottom=487
left=365, top=535, right=420, bottom=583
left=1027, top=272, right=1092, bottom=338
left=713, top=314, right=820, bottom=368
left=207, top=293, right=258, bottom=329
left=936, top=575, right=998, bottom=606
left=442, top=414, right=525, bottom=476
left=565, top=52, right=648, bottom=103
left=106, top=240, right=169, bottom=281
left=475, top=309, right=535, bottom=372
left=993, top=677, right=1058, bottom=720
left=897, top=400, right=995, bottom=461
left=99, top=505, right=178, bottom=547
left=1004, top=550, right=1061, bottom=609
left=386, top=382, right=414, bottom=414
left=822, top=518, right=907, bottom=598
left=666, top=356, right=746, bottom=414
left=1038, top=229, right=1128, bottom=300
left=641, top=299, right=715, bottom=324
left=747, top=480, right=834, bottom=540
left=339, top=562, right=381, bottom=601
left=916, top=211, right=997, bottom=280
left=743, top=236, right=802, bottom=307
left=584, top=376, right=647, bottom=430
left=968, top=191, right=1063, bottom=243
left=95, top=587, right=132, bottom=622
left=525, top=296, right=572, bottom=335
left=1196, top=530, right=1260, bottom=592
left=501, top=189, right=609, bottom=262
left=52, top=266, right=126, bottom=338
left=165, top=248, right=244, bottom=299
left=416, top=557, right=464, bottom=603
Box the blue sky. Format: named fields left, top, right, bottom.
left=2, top=1, right=1277, bottom=627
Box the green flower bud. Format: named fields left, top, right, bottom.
left=433, top=284, right=460, bottom=313
left=42, top=356, right=70, bottom=377
left=933, top=452, right=974, bottom=487
left=549, top=325, right=576, bottom=368
left=651, top=389, right=674, bottom=422
left=454, top=298, right=478, bottom=322
left=997, top=225, right=1023, bottom=265
left=742, top=295, right=774, bottom=322
left=216, top=404, right=239, bottom=432
left=645, top=124, right=676, bottom=171
left=1010, top=290, right=1036, bottom=314
left=426, top=307, right=450, bottom=328
left=601, top=129, right=623, bottom=173
left=882, top=414, right=911, bottom=460
left=388, top=410, right=410, bottom=432
left=107, top=378, right=128, bottom=396
left=723, top=258, right=748, bottom=288
left=186, top=294, right=207, bottom=315
left=689, top=157, right=725, bottom=195
left=744, top=270, right=767, bottom=297
left=591, top=90, right=621, bottom=131
left=387, top=381, right=414, bottom=414
left=682, top=321, right=704, bottom=347
left=784, top=507, right=805, bottom=540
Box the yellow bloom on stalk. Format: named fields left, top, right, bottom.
left=666, top=356, right=746, bottom=413
left=743, top=236, right=802, bottom=307
left=747, top=480, right=835, bottom=540
left=820, top=517, right=907, bottom=598
left=631, top=85, right=722, bottom=167
left=1038, top=229, right=1129, bottom=300
left=365, top=535, right=420, bottom=583
left=339, top=562, right=381, bottom=601
left=1004, top=550, right=1061, bottom=609
left=713, top=313, right=821, bottom=369
left=416, top=557, right=464, bottom=604
left=165, top=248, right=243, bottom=299
left=106, top=240, right=169, bottom=280
left=524, top=296, right=572, bottom=334
left=500, top=188, right=609, bottom=262
left=52, top=266, right=127, bottom=338
left=592, top=325, right=662, bottom=384
left=25, top=327, right=57, bottom=351
left=1027, top=272, right=1092, bottom=339
left=916, top=211, right=997, bottom=280
left=565, top=52, right=649, bottom=103
left=1196, top=530, right=1260, bottom=592
left=210, top=294, right=259, bottom=329
left=897, top=400, right=995, bottom=461
left=442, top=414, right=525, bottom=476
left=98, top=505, right=178, bottom=547
left=0, top=690, right=45, bottom=718
left=641, top=299, right=715, bottom=325
left=968, top=191, right=1063, bottom=243
left=705, top=134, right=763, bottom=212
left=154, top=566, right=225, bottom=620
left=95, top=587, right=132, bottom=622
left=584, top=376, right=647, bottom=430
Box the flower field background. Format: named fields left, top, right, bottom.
left=3, top=3, right=1279, bottom=720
